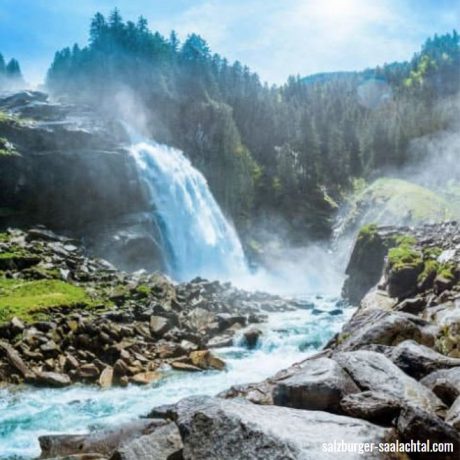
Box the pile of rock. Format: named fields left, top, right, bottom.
left=0, top=227, right=292, bottom=387
left=38, top=222, right=460, bottom=459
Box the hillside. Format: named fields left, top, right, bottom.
left=45, top=11, right=460, bottom=242
left=336, top=178, right=460, bottom=238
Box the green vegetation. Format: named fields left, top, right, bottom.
left=340, top=178, right=460, bottom=236
left=0, top=279, right=93, bottom=323
left=362, top=178, right=455, bottom=223
left=0, top=247, right=29, bottom=259
left=135, top=283, right=151, bottom=297
left=0, top=53, right=23, bottom=89
left=438, top=262, right=456, bottom=281
left=45, top=10, right=460, bottom=239
left=423, top=246, right=443, bottom=259
left=358, top=223, right=378, bottom=241
left=388, top=244, right=423, bottom=272
left=418, top=259, right=439, bottom=285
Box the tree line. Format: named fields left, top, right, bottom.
left=46, top=9, right=460, bottom=241
left=0, top=53, right=23, bottom=88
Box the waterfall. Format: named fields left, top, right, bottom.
left=129, top=139, right=248, bottom=281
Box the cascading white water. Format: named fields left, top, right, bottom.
left=129, top=139, right=248, bottom=281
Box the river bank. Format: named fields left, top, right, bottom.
left=30, top=221, right=460, bottom=460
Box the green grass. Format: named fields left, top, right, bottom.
left=358, top=223, right=378, bottom=239
left=387, top=234, right=422, bottom=272
left=367, top=178, right=455, bottom=222
left=135, top=283, right=152, bottom=297
left=388, top=245, right=422, bottom=271
left=0, top=279, right=93, bottom=323
left=418, top=259, right=439, bottom=285
left=343, top=178, right=460, bottom=234
left=438, top=262, right=456, bottom=281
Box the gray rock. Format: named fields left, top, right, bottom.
left=110, top=422, right=182, bottom=460
left=33, top=371, right=71, bottom=388
left=272, top=357, right=359, bottom=413
left=206, top=334, right=234, bottom=348
left=333, top=310, right=424, bottom=351
left=333, top=350, right=445, bottom=414
left=39, top=420, right=164, bottom=458
left=340, top=391, right=401, bottom=425
left=397, top=406, right=460, bottom=459
left=174, top=396, right=396, bottom=459
left=446, top=396, right=460, bottom=430
left=396, top=297, right=426, bottom=314
left=186, top=308, right=216, bottom=331
left=342, top=229, right=388, bottom=305
left=0, top=340, right=33, bottom=378
left=149, top=316, right=172, bottom=338
left=389, top=340, right=460, bottom=379
left=242, top=327, right=262, bottom=349
left=421, top=367, right=460, bottom=406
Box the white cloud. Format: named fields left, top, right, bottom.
left=154, top=0, right=458, bottom=84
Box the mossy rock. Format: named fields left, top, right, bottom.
left=0, top=252, right=41, bottom=270
left=0, top=279, right=94, bottom=323
left=342, top=223, right=388, bottom=304
left=388, top=244, right=423, bottom=272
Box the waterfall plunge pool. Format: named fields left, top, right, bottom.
left=0, top=295, right=353, bottom=459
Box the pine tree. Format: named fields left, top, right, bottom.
left=6, top=59, right=22, bottom=80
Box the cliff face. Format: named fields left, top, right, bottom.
left=0, top=91, right=163, bottom=271
left=343, top=222, right=460, bottom=308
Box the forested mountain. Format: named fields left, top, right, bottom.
left=47, top=9, right=460, bottom=241
left=0, top=53, right=24, bottom=89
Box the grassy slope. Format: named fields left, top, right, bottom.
left=0, top=279, right=93, bottom=323
left=340, top=178, right=460, bottom=235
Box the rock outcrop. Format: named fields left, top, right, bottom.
left=0, top=91, right=164, bottom=272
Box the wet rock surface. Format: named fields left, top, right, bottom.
left=272, top=357, right=359, bottom=412
left=173, top=396, right=396, bottom=460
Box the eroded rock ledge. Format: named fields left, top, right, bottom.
left=37, top=222, right=460, bottom=460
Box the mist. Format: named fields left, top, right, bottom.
left=404, top=98, right=460, bottom=189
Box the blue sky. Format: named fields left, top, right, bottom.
left=0, top=0, right=458, bottom=85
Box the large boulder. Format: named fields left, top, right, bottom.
left=420, top=367, right=460, bottom=406
left=446, top=396, right=460, bottom=431
left=331, top=310, right=426, bottom=352
left=389, top=340, right=460, bottom=379
left=272, top=357, right=360, bottom=413
left=149, top=316, right=173, bottom=338
left=174, top=396, right=397, bottom=459
left=340, top=391, right=401, bottom=425
left=333, top=351, right=445, bottom=414
left=189, top=350, right=226, bottom=371
left=39, top=420, right=164, bottom=459
left=342, top=225, right=388, bottom=305
left=33, top=371, right=71, bottom=388
left=110, top=422, right=183, bottom=460
left=397, top=406, right=460, bottom=460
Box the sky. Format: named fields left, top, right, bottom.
left=0, top=0, right=458, bottom=86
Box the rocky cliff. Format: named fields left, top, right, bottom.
left=0, top=91, right=163, bottom=272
